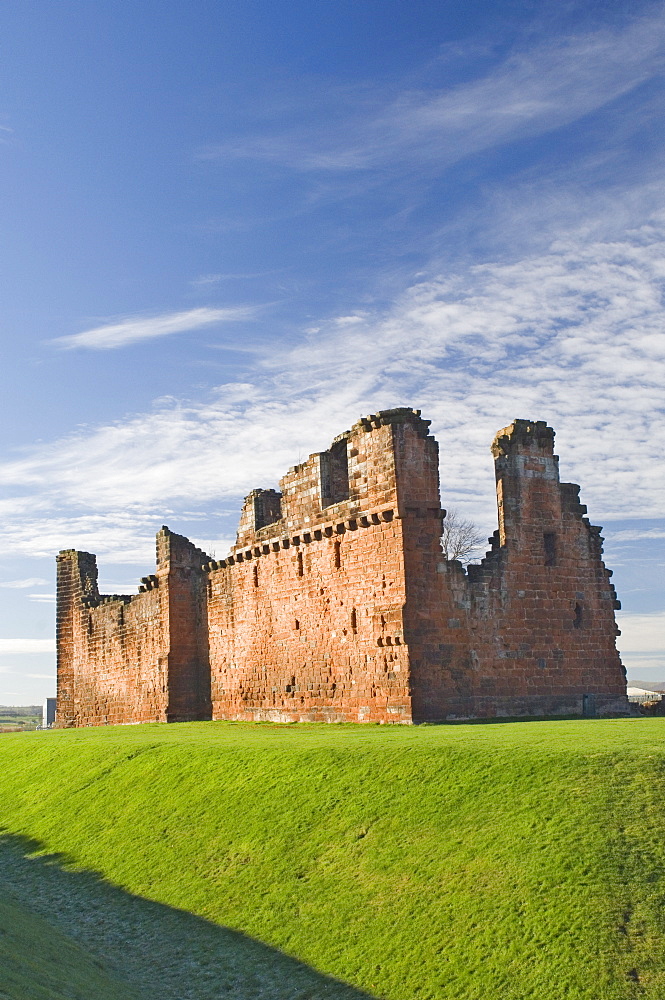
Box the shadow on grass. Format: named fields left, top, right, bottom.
left=420, top=714, right=626, bottom=726
left=0, top=831, right=374, bottom=1000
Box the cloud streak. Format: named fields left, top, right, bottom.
left=0, top=158, right=663, bottom=591
left=0, top=639, right=56, bottom=654
left=5, top=211, right=663, bottom=533
left=50, top=306, right=256, bottom=351
left=202, top=12, right=665, bottom=174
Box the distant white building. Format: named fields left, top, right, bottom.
left=627, top=686, right=663, bottom=704
left=42, top=698, right=56, bottom=728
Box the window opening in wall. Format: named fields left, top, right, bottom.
left=88, top=614, right=93, bottom=636
left=207, top=579, right=212, bottom=599
left=253, top=564, right=259, bottom=588
left=544, top=532, right=557, bottom=567
left=350, top=607, right=357, bottom=634
left=118, top=606, right=124, bottom=627
left=334, top=540, right=341, bottom=569
left=574, top=602, right=583, bottom=629
left=294, top=620, right=300, bottom=631
left=297, top=551, right=304, bottom=577
left=320, top=438, right=350, bottom=507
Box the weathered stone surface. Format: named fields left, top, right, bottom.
left=55, top=409, right=628, bottom=727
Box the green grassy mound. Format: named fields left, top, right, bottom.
left=1, top=719, right=664, bottom=999
left=0, top=893, right=142, bottom=1000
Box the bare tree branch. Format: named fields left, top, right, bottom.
left=440, top=509, right=485, bottom=564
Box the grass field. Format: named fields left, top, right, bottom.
left=0, top=718, right=664, bottom=999
left=0, top=710, right=40, bottom=734
left=0, top=894, right=143, bottom=1000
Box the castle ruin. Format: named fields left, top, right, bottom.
left=55, top=408, right=628, bottom=726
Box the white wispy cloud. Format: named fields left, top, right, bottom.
left=190, top=271, right=279, bottom=286
left=611, top=528, right=665, bottom=542
left=0, top=639, right=56, bottom=654
left=202, top=13, right=665, bottom=174
left=50, top=306, right=256, bottom=351
left=0, top=508, right=170, bottom=562
left=5, top=209, right=663, bottom=536
left=0, top=173, right=662, bottom=578
left=191, top=274, right=228, bottom=286
left=0, top=578, right=48, bottom=589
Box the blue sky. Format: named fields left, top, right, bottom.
left=1, top=0, right=663, bottom=703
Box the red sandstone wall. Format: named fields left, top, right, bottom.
left=464, top=421, right=626, bottom=717
left=72, top=590, right=168, bottom=725
left=389, top=417, right=476, bottom=720
left=56, top=407, right=628, bottom=728
left=157, top=529, right=211, bottom=722
left=208, top=516, right=410, bottom=723
left=55, top=550, right=96, bottom=726
left=55, top=529, right=211, bottom=727
left=207, top=410, right=426, bottom=723
left=406, top=420, right=627, bottom=720
left=55, top=549, right=168, bottom=726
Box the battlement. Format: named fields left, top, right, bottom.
left=235, top=406, right=438, bottom=550
left=354, top=407, right=432, bottom=437
left=491, top=419, right=555, bottom=458
left=55, top=409, right=628, bottom=728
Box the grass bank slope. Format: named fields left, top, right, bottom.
left=0, top=893, right=143, bottom=1000
left=1, top=719, right=665, bottom=1000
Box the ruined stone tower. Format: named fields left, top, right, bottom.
left=55, top=408, right=627, bottom=726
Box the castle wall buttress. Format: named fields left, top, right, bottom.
left=461, top=421, right=627, bottom=718
left=391, top=419, right=476, bottom=722
left=55, top=550, right=99, bottom=727
left=157, top=528, right=211, bottom=722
